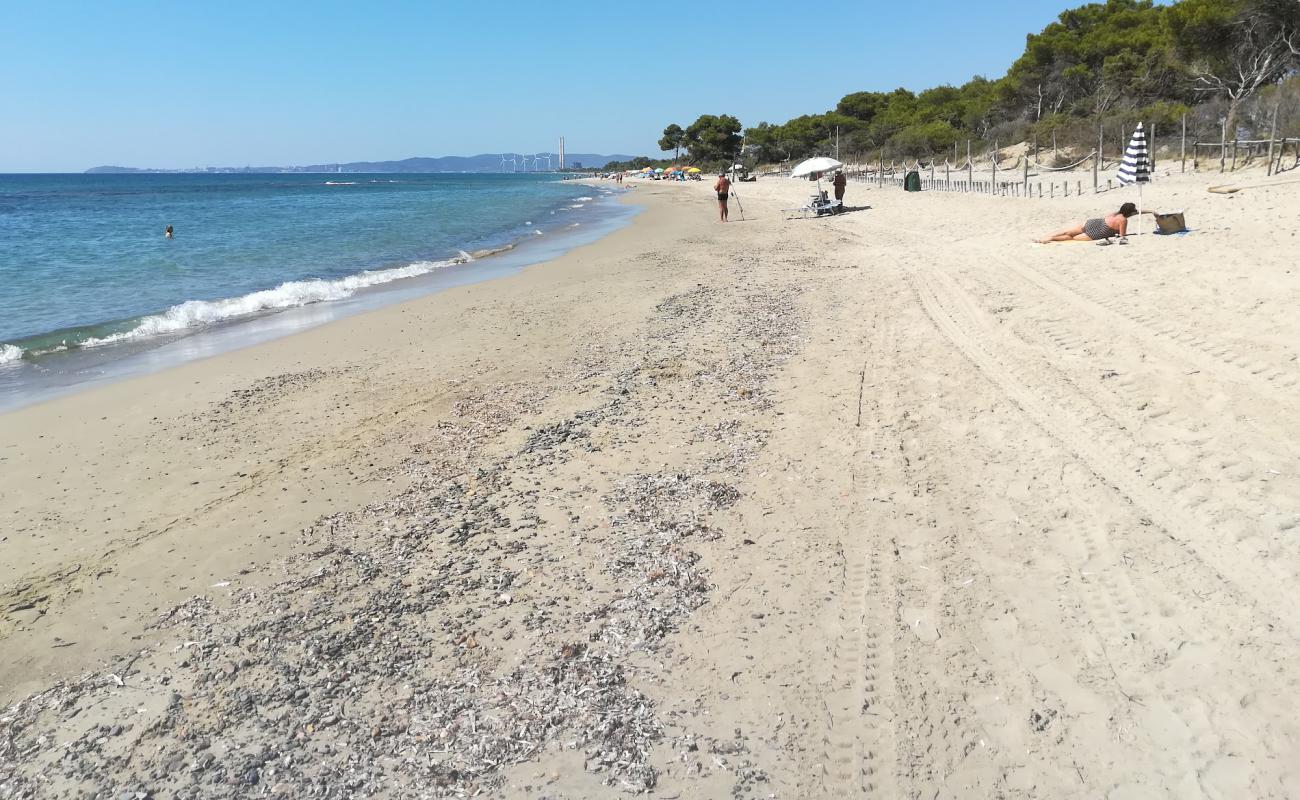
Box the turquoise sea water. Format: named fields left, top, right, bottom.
left=0, top=173, right=627, bottom=407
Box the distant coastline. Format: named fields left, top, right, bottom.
left=85, top=153, right=635, bottom=174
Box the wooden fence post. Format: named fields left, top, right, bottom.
left=1231, top=139, right=1238, bottom=171
left=991, top=141, right=998, bottom=194
left=1180, top=114, right=1187, bottom=173
left=1023, top=157, right=1029, bottom=194
left=966, top=140, right=973, bottom=188
left=1267, top=102, right=1280, bottom=177
left=1150, top=121, right=1156, bottom=170
left=1220, top=123, right=1227, bottom=172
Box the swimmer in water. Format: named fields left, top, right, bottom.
left=165, top=225, right=174, bottom=239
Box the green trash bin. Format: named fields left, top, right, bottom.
left=904, top=170, right=922, bottom=192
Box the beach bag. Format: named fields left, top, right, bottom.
left=904, top=171, right=921, bottom=192
left=1154, top=211, right=1187, bottom=234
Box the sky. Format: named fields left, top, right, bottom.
left=5, top=0, right=1103, bottom=172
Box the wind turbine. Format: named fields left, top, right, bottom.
left=509, top=155, right=517, bottom=172
left=500, top=154, right=509, bottom=172
left=537, top=154, right=552, bottom=171
left=521, top=154, right=533, bottom=171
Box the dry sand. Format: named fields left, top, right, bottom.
left=2, top=168, right=1299, bottom=798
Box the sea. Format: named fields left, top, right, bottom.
left=0, top=173, right=634, bottom=411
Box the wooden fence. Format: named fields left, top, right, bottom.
left=846, top=148, right=1116, bottom=199
left=839, top=115, right=1299, bottom=200
left=1188, top=138, right=1300, bottom=174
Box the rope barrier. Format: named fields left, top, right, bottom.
left=1031, top=150, right=1097, bottom=171
left=1193, top=138, right=1284, bottom=147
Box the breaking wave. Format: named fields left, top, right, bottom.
left=78, top=259, right=458, bottom=349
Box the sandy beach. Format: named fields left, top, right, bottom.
left=3, top=169, right=1300, bottom=798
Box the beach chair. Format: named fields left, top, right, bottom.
left=784, top=190, right=841, bottom=219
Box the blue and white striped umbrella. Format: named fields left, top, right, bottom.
left=1117, top=122, right=1150, bottom=185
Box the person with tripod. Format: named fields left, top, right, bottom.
left=714, top=172, right=731, bottom=222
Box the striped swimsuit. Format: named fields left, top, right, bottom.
left=1083, top=217, right=1118, bottom=240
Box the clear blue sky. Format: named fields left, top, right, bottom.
left=5, top=0, right=1093, bottom=172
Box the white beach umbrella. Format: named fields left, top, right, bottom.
left=1116, top=122, right=1150, bottom=237
left=790, top=156, right=844, bottom=202
left=790, top=156, right=843, bottom=178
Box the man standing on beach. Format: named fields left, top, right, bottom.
left=833, top=170, right=847, bottom=208
left=714, top=172, right=731, bottom=222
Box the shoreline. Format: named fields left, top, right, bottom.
left=0, top=186, right=638, bottom=414
left=0, top=179, right=668, bottom=700
left=3, top=172, right=1299, bottom=797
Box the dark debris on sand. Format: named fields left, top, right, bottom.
left=1, top=276, right=805, bottom=799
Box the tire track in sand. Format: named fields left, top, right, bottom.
left=1007, top=261, right=1300, bottom=408
left=911, top=267, right=1300, bottom=642
left=956, top=265, right=1298, bottom=540
left=820, top=315, right=899, bottom=797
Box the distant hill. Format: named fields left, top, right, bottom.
left=85, top=153, right=637, bottom=174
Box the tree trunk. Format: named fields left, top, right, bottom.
left=1224, top=95, right=1242, bottom=145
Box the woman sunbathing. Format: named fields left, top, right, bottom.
left=1037, top=202, right=1147, bottom=244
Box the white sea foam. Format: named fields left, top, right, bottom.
left=79, top=259, right=455, bottom=349
left=569, top=204, right=586, bottom=209
left=324, top=181, right=357, bottom=186
left=573, top=196, right=595, bottom=201
left=0, top=344, right=24, bottom=365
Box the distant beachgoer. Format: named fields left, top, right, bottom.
left=1037, top=202, right=1148, bottom=244
left=714, top=173, right=731, bottom=222
left=833, top=170, right=847, bottom=205
left=165, top=225, right=174, bottom=239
